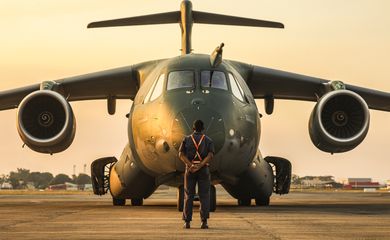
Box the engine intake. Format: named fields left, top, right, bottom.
left=309, top=90, right=370, bottom=153
left=17, top=90, right=76, bottom=154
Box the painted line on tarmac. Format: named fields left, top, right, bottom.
left=119, top=217, right=240, bottom=220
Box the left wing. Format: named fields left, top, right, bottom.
left=230, top=61, right=390, bottom=112
left=0, top=60, right=160, bottom=111
left=0, top=84, right=40, bottom=111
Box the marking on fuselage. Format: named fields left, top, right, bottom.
left=245, top=114, right=256, bottom=124
left=179, top=111, right=191, bottom=132
left=205, top=116, right=215, bottom=133
left=138, top=117, right=148, bottom=124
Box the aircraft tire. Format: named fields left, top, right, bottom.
left=112, top=198, right=126, bottom=206
left=237, top=198, right=251, bottom=206
left=255, top=197, right=270, bottom=206
left=177, top=185, right=184, bottom=212
left=209, top=185, right=216, bottom=212
left=131, top=198, right=143, bottom=206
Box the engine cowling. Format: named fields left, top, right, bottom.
left=309, top=90, right=370, bottom=153
left=17, top=90, right=76, bottom=154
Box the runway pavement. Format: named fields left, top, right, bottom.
left=0, top=187, right=389, bottom=239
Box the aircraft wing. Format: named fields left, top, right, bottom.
left=237, top=63, right=390, bottom=112
left=0, top=62, right=157, bottom=111
left=343, top=84, right=390, bottom=112
left=54, top=66, right=138, bottom=101
left=0, top=84, right=40, bottom=111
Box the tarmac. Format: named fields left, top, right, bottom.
left=0, top=187, right=389, bottom=240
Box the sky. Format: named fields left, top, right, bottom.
left=0, top=0, right=389, bottom=182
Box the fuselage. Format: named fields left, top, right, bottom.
left=127, top=54, right=261, bottom=183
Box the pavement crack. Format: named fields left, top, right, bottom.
left=235, top=215, right=282, bottom=240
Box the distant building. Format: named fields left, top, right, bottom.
left=298, top=176, right=342, bottom=189
left=48, top=182, right=78, bottom=191
left=387, top=180, right=390, bottom=189
left=83, top=184, right=93, bottom=191
left=344, top=178, right=382, bottom=190
left=79, top=184, right=93, bottom=191
left=0, top=182, right=13, bottom=189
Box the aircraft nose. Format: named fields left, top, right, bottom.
left=171, top=106, right=225, bottom=155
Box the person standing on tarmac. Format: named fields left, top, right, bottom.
left=179, top=119, right=215, bottom=229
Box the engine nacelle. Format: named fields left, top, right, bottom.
left=309, top=90, right=370, bottom=153
left=17, top=90, right=76, bottom=154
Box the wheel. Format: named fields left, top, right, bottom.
left=113, top=198, right=126, bottom=206
left=177, top=185, right=184, bottom=212
left=255, top=196, right=270, bottom=206
left=238, top=198, right=251, bottom=206
left=131, top=198, right=143, bottom=206
left=209, top=185, right=216, bottom=212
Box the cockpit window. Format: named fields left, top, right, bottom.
left=201, top=71, right=228, bottom=90
left=144, top=74, right=165, bottom=103
left=167, top=71, right=194, bottom=90
left=149, top=74, right=165, bottom=102
left=228, top=73, right=245, bottom=102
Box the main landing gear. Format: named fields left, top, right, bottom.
left=112, top=198, right=144, bottom=206
left=237, top=196, right=270, bottom=206
left=225, top=156, right=291, bottom=207
left=265, top=156, right=292, bottom=195
left=91, top=157, right=145, bottom=207
left=113, top=198, right=126, bottom=206
left=131, top=198, right=144, bottom=206
left=91, top=157, right=117, bottom=195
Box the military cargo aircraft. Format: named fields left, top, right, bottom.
left=1, top=1, right=389, bottom=211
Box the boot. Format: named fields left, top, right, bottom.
left=201, top=220, right=208, bottom=229
left=183, top=221, right=190, bottom=229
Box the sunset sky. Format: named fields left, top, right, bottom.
left=0, top=0, right=389, bottom=182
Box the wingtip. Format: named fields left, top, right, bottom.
left=277, top=22, right=285, bottom=29
left=87, top=22, right=96, bottom=28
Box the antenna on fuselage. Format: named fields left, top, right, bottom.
left=210, top=43, right=224, bottom=68
left=87, top=0, right=284, bottom=55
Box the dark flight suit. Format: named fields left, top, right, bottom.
left=179, top=132, right=215, bottom=222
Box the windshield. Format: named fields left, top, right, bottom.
left=228, top=73, right=245, bottom=102
left=144, top=74, right=164, bottom=103
left=201, top=71, right=228, bottom=90
left=167, top=71, right=194, bottom=90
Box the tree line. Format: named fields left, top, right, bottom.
left=0, top=168, right=91, bottom=189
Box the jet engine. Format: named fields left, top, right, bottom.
left=309, top=90, right=370, bottom=153
left=17, top=90, right=76, bottom=154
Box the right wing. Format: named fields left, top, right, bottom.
left=344, top=84, right=390, bottom=112
left=229, top=61, right=390, bottom=112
